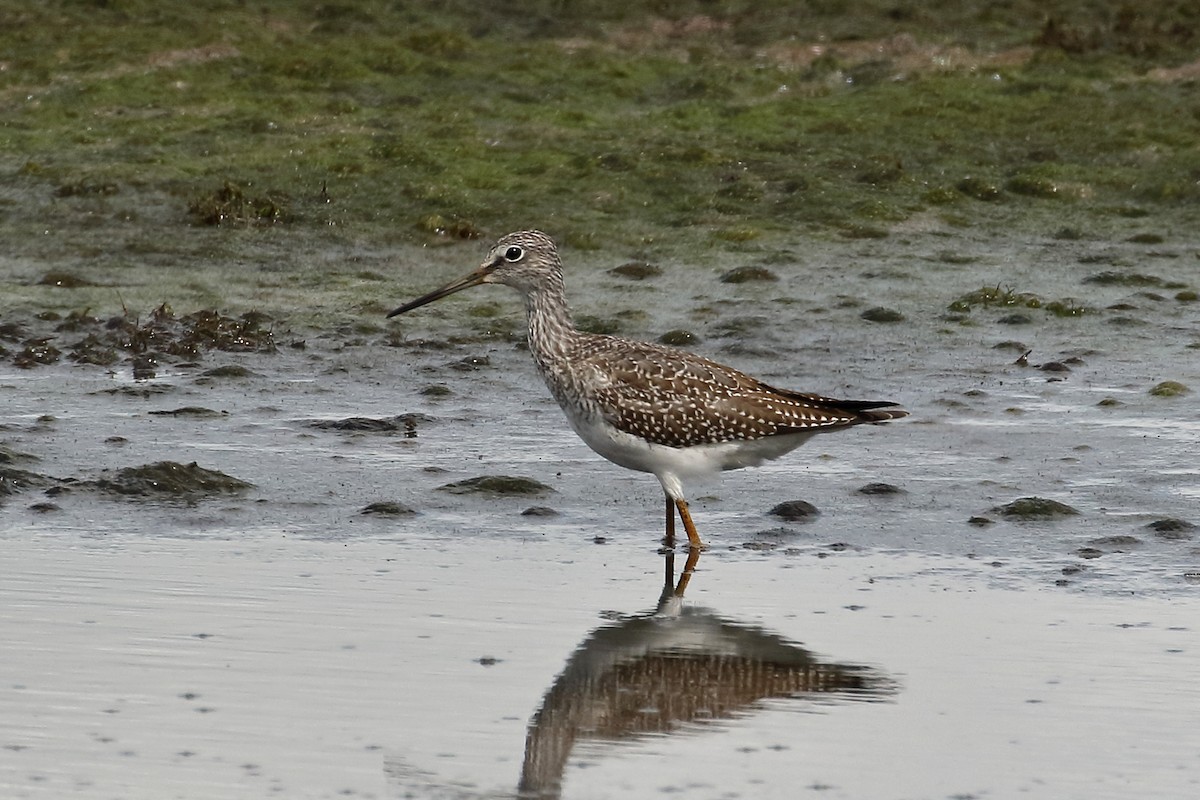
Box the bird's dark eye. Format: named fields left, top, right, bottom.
left=503, top=246, right=524, bottom=262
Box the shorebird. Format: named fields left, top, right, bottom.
left=388, top=230, right=907, bottom=550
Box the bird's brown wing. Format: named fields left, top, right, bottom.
left=574, top=339, right=901, bottom=448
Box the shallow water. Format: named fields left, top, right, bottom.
left=3, top=535, right=1197, bottom=799
left=3, top=225, right=1199, bottom=798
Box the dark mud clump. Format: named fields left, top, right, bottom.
left=1148, top=381, right=1189, bottom=397
left=91, top=461, right=253, bottom=498
left=521, top=506, right=559, bottom=517
left=1039, top=361, right=1071, bottom=374
left=201, top=365, right=258, bottom=379
left=448, top=355, right=492, bottom=371
left=720, top=266, right=779, bottom=284
left=39, top=270, right=98, bottom=288
left=188, top=181, right=291, bottom=226
left=948, top=286, right=1093, bottom=318
left=993, top=497, right=1080, bottom=519
left=575, top=316, right=623, bottom=335
left=360, top=501, right=416, bottom=516
left=1088, top=535, right=1141, bottom=550
left=857, top=482, right=904, bottom=495
left=94, top=384, right=176, bottom=398
left=437, top=475, right=554, bottom=496
left=310, top=414, right=432, bottom=434
left=415, top=214, right=482, bottom=240
left=608, top=261, right=662, bottom=280
left=148, top=407, right=228, bottom=418
left=956, top=176, right=1001, bottom=201
left=0, top=466, right=52, bottom=499
left=54, top=178, right=119, bottom=198
left=420, top=384, right=453, bottom=398
left=1082, top=271, right=1184, bottom=288
left=658, top=329, right=701, bottom=346
left=12, top=339, right=62, bottom=368
left=9, top=304, right=276, bottom=373
left=0, top=445, right=38, bottom=464
left=312, top=417, right=399, bottom=432
left=860, top=307, right=905, bottom=323
left=1145, top=518, right=1196, bottom=541
left=768, top=500, right=820, bottom=521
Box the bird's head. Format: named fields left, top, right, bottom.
left=387, top=230, right=561, bottom=318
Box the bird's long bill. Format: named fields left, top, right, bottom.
left=386, top=266, right=488, bottom=318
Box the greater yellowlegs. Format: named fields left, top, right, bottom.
left=388, top=230, right=907, bottom=549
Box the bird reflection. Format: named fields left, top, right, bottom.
left=518, top=545, right=895, bottom=799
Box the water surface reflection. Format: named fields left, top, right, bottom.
left=517, top=548, right=896, bottom=798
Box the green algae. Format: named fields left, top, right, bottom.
left=2, top=0, right=1198, bottom=263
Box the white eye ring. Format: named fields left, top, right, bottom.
left=503, top=245, right=524, bottom=262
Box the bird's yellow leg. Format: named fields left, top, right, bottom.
left=674, top=498, right=705, bottom=550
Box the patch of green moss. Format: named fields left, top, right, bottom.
left=0, top=0, right=1198, bottom=258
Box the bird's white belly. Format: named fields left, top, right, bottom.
left=563, top=409, right=815, bottom=479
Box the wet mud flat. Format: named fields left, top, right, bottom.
left=3, top=223, right=1198, bottom=580
left=3, top=223, right=1199, bottom=799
